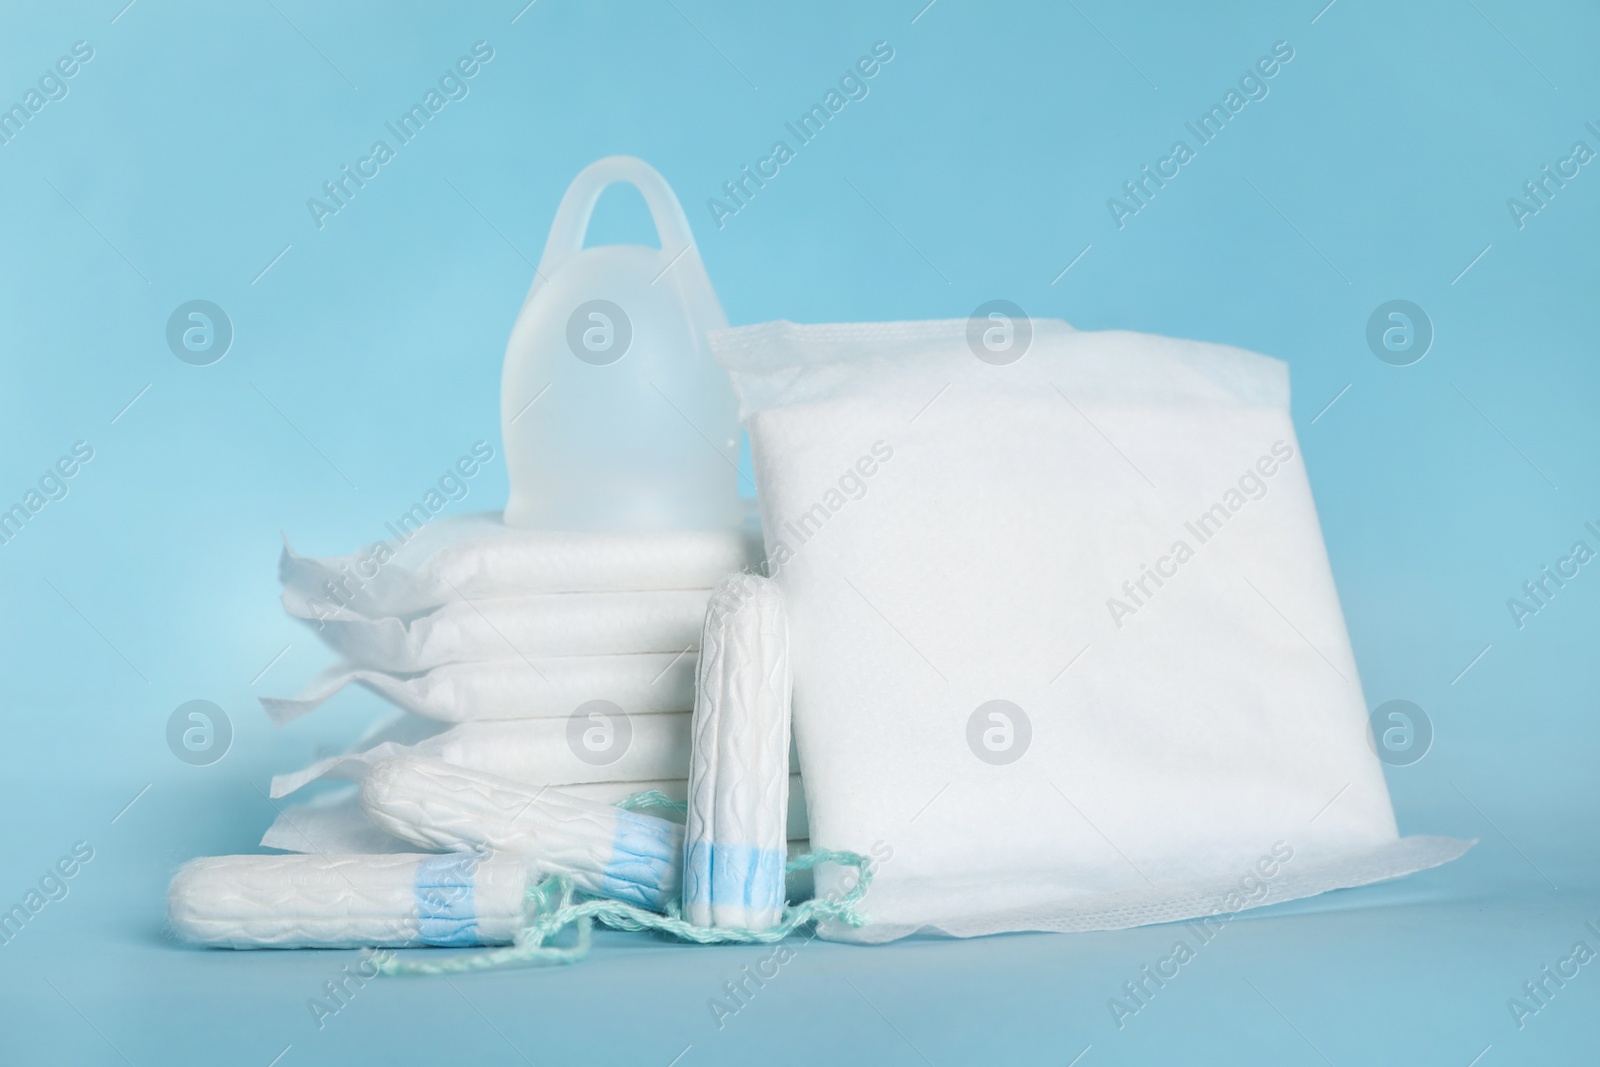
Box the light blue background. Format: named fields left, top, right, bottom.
left=1, top=0, right=1596, bottom=1063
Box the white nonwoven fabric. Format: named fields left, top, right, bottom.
left=262, top=773, right=812, bottom=855
left=711, top=318, right=1471, bottom=941
left=300, top=589, right=712, bottom=673
left=168, top=852, right=529, bottom=949
left=684, top=573, right=793, bottom=929
left=280, top=512, right=753, bottom=619
left=260, top=652, right=697, bottom=725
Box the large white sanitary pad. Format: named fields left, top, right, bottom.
left=712, top=319, right=1471, bottom=941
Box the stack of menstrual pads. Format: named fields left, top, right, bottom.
left=261, top=514, right=808, bottom=860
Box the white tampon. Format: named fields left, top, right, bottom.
left=362, top=757, right=682, bottom=911
left=167, top=852, right=529, bottom=949
left=683, top=573, right=793, bottom=929
left=260, top=773, right=813, bottom=856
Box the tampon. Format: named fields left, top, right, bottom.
left=261, top=774, right=813, bottom=855
left=683, top=573, right=793, bottom=929
left=167, top=852, right=528, bottom=949
left=362, top=757, right=682, bottom=911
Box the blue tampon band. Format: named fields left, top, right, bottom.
left=414, top=853, right=480, bottom=947
left=682, top=843, right=786, bottom=914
